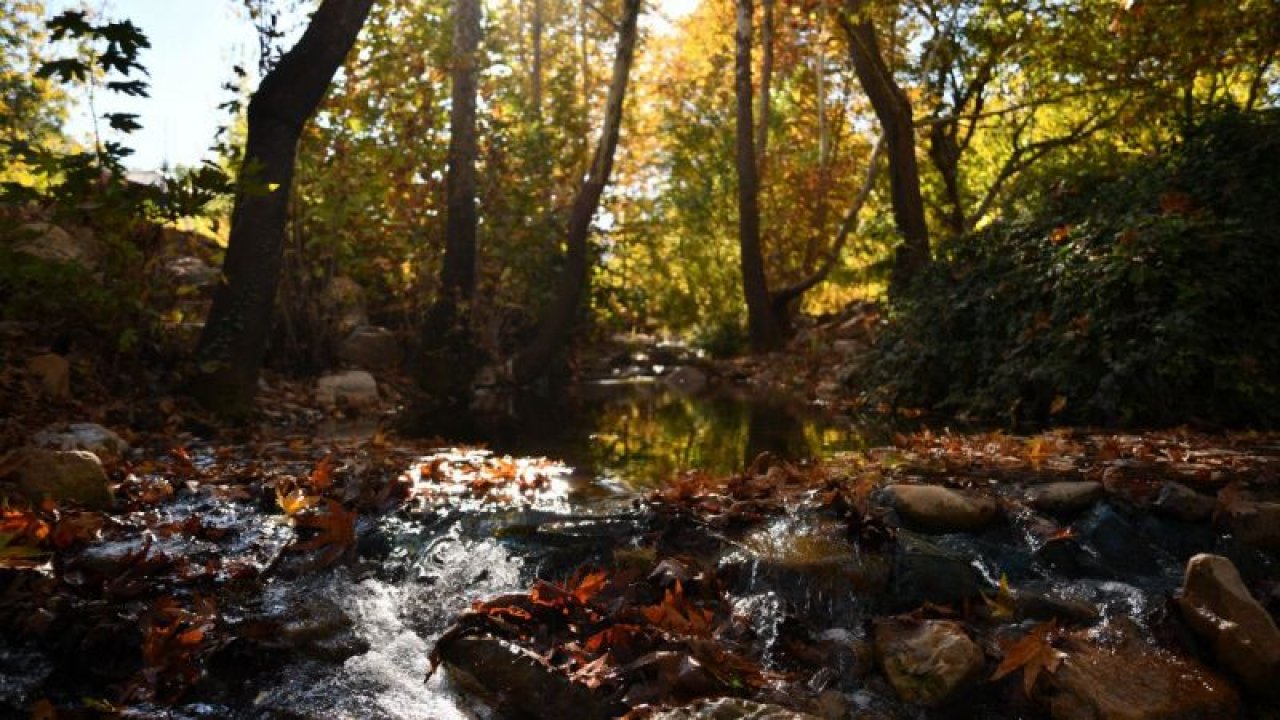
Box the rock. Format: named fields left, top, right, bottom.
left=316, top=370, right=379, bottom=412
left=1100, top=460, right=1161, bottom=505
left=337, top=325, right=400, bottom=371
left=437, top=635, right=624, bottom=719
left=1010, top=589, right=1101, bottom=625
left=32, top=422, right=127, bottom=462
left=873, top=618, right=983, bottom=706
left=891, top=532, right=988, bottom=611
left=662, top=365, right=709, bottom=394
left=642, top=697, right=820, bottom=719
left=1152, top=482, right=1215, bottom=522
left=13, top=222, right=99, bottom=270
left=1, top=448, right=112, bottom=509
left=1217, top=497, right=1280, bottom=551
left=881, top=484, right=998, bottom=532
left=1044, top=634, right=1239, bottom=720
left=1026, top=482, right=1103, bottom=515
left=1176, top=553, right=1280, bottom=695
left=1074, top=504, right=1162, bottom=576
left=25, top=353, right=70, bottom=400
left=162, top=255, right=221, bottom=289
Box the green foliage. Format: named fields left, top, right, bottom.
left=869, top=109, right=1280, bottom=426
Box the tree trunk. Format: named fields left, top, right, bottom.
left=442, top=0, right=481, bottom=304
left=511, top=0, right=642, bottom=385
left=417, top=0, right=483, bottom=399
left=755, top=0, right=774, bottom=173
left=736, top=0, right=785, bottom=352
left=838, top=0, right=929, bottom=293
left=192, top=0, right=373, bottom=416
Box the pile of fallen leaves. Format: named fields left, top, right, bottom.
left=407, top=448, right=571, bottom=506
left=430, top=554, right=814, bottom=715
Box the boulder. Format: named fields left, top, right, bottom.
left=162, top=255, right=220, bottom=289
left=13, top=223, right=98, bottom=270
left=1026, top=482, right=1103, bottom=515
left=1216, top=497, right=1280, bottom=551
left=891, top=532, right=988, bottom=611
left=1074, top=504, right=1162, bottom=576
left=25, top=353, right=70, bottom=400
left=32, top=422, right=127, bottom=462
left=881, top=485, right=998, bottom=532
left=1152, top=482, right=1215, bottom=522
left=1044, top=634, right=1239, bottom=720
left=1, top=448, right=112, bottom=509
left=662, top=365, right=709, bottom=394
left=316, top=370, right=379, bottom=412
left=873, top=618, right=983, bottom=706
left=1176, top=553, right=1280, bottom=695
left=337, top=325, right=401, bottom=372
left=436, top=635, right=624, bottom=719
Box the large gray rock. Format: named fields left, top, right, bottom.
left=2, top=448, right=112, bottom=509
left=162, top=255, right=220, bottom=289
left=881, top=485, right=998, bottom=532
left=874, top=618, right=983, bottom=706
left=13, top=223, right=99, bottom=270
left=32, top=422, right=127, bottom=462
left=337, top=325, right=401, bottom=371
left=1026, top=482, right=1103, bottom=515
left=316, top=370, right=379, bottom=411
left=1176, top=553, right=1280, bottom=695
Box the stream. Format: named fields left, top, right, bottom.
left=11, top=381, right=1276, bottom=718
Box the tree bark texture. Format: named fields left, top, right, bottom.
left=511, top=0, right=642, bottom=384
left=839, top=0, right=930, bottom=293
left=442, top=0, right=482, bottom=304
left=735, top=0, right=785, bottom=352
left=193, top=0, right=373, bottom=416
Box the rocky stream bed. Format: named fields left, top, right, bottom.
left=3, top=413, right=1280, bottom=719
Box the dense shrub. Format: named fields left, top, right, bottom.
left=867, top=109, right=1280, bottom=426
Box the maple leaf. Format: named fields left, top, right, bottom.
left=570, top=569, right=609, bottom=604
left=641, top=580, right=714, bottom=636
left=991, top=620, right=1066, bottom=696
left=982, top=574, right=1017, bottom=620
left=276, top=484, right=320, bottom=516
left=309, top=454, right=335, bottom=490
left=291, top=500, right=357, bottom=565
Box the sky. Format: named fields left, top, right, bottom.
left=52, top=0, right=700, bottom=172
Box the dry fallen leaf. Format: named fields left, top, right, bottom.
left=991, top=620, right=1066, bottom=696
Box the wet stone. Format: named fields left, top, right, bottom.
left=1025, top=482, right=1103, bottom=515
left=873, top=618, right=984, bottom=707
left=1044, top=634, right=1239, bottom=720
left=1216, top=497, right=1280, bottom=551
left=1074, top=504, right=1163, bottom=577
left=437, top=635, right=624, bottom=720
left=1152, top=482, right=1216, bottom=522
left=880, top=484, right=998, bottom=532
left=315, top=370, right=379, bottom=412
left=1176, top=553, right=1280, bottom=696
left=890, top=532, right=988, bottom=611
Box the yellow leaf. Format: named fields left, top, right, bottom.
left=1050, top=395, right=1068, bottom=415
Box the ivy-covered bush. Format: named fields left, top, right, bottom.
left=868, top=109, right=1280, bottom=426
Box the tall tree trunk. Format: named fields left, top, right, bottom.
left=736, top=0, right=785, bottom=352
left=418, top=0, right=483, bottom=399
left=755, top=0, right=774, bottom=173
left=838, top=0, right=929, bottom=293
left=192, top=0, right=373, bottom=416
left=442, top=0, right=481, bottom=305
left=511, top=0, right=642, bottom=384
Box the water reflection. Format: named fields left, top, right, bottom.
left=411, top=380, right=882, bottom=490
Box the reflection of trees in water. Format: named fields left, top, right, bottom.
left=588, top=390, right=816, bottom=486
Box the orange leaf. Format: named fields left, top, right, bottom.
left=309, top=454, right=335, bottom=490
left=571, top=570, right=609, bottom=604
left=991, top=620, right=1066, bottom=696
